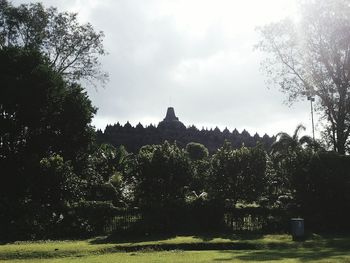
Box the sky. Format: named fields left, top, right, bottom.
left=13, top=0, right=319, bottom=137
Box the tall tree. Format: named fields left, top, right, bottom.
left=257, top=0, right=350, bottom=154
left=0, top=0, right=107, bottom=84
left=0, top=47, right=96, bottom=238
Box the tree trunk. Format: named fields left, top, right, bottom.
left=336, top=130, right=346, bottom=155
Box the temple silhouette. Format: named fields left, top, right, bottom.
left=96, top=107, right=275, bottom=153
left=158, top=107, right=186, bottom=130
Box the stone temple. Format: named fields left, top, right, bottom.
left=157, top=107, right=186, bottom=130
left=97, top=107, right=275, bottom=153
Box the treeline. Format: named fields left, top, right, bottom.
left=97, top=122, right=275, bottom=153
left=2, top=133, right=350, bottom=239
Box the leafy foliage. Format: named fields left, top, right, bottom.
left=0, top=47, right=96, bottom=239
left=0, top=0, right=107, bottom=84
left=292, top=152, right=350, bottom=231
left=210, top=142, right=267, bottom=207
left=186, top=142, right=209, bottom=161
left=133, top=141, right=192, bottom=209
left=271, top=125, right=314, bottom=156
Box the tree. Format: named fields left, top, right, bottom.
left=269, top=125, right=315, bottom=206
left=0, top=0, right=107, bottom=84
left=133, top=141, right=192, bottom=209
left=296, top=152, right=350, bottom=231
left=271, top=124, right=319, bottom=156
left=0, top=47, right=96, bottom=162
left=186, top=142, right=209, bottom=161
left=0, top=47, right=96, bottom=238
left=128, top=142, right=193, bottom=232
left=82, top=144, right=127, bottom=207
left=257, top=0, right=350, bottom=154
left=210, top=142, right=267, bottom=207
left=185, top=142, right=210, bottom=193
left=34, top=154, right=84, bottom=236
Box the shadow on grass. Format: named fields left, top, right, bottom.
left=323, top=235, right=350, bottom=249
left=89, top=232, right=296, bottom=252
left=90, top=232, right=177, bottom=245
left=89, top=232, right=350, bottom=254
left=214, top=247, right=350, bottom=262
left=90, top=231, right=266, bottom=245
left=192, top=232, right=265, bottom=242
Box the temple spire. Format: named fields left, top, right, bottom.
left=158, top=107, right=185, bottom=130
left=164, top=107, right=179, bottom=121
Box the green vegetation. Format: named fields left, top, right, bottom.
left=1, top=235, right=350, bottom=262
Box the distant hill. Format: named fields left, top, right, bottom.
left=96, top=107, right=275, bottom=153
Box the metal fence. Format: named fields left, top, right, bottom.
left=102, top=207, right=289, bottom=234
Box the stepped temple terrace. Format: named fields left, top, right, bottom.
left=97, top=107, right=275, bottom=152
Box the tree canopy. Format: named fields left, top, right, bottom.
left=186, top=142, right=209, bottom=161
left=271, top=124, right=320, bottom=157
left=257, top=0, right=350, bottom=154
left=133, top=142, right=192, bottom=209
left=0, top=47, right=97, bottom=238
left=0, top=47, right=96, bottom=160
left=0, top=0, right=107, bottom=84
left=210, top=142, right=267, bottom=206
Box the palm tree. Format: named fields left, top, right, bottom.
left=271, top=124, right=321, bottom=156
left=269, top=125, right=321, bottom=203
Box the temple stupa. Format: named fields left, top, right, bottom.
left=157, top=107, right=186, bottom=130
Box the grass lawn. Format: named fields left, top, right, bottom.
left=1, top=234, right=350, bottom=262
